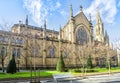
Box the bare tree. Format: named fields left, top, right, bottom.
left=0, top=21, right=12, bottom=72
left=77, top=44, right=91, bottom=78
left=0, top=19, right=12, bottom=31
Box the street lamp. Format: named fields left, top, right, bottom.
left=17, top=48, right=20, bottom=72
left=17, top=58, right=20, bottom=72
left=106, top=45, right=111, bottom=75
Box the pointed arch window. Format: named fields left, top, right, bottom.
left=76, top=27, right=87, bottom=45
left=35, top=47, right=39, bottom=56
left=49, top=47, right=55, bottom=58
left=4, top=37, right=8, bottom=43
left=63, top=50, right=68, bottom=58
left=17, top=48, right=20, bottom=58
left=16, top=38, right=19, bottom=44
left=19, top=38, right=23, bottom=44
left=12, top=48, right=16, bottom=57
left=0, top=36, right=3, bottom=42
left=12, top=37, right=15, bottom=43
left=1, top=47, right=5, bottom=57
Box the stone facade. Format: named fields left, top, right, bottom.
left=0, top=6, right=117, bottom=69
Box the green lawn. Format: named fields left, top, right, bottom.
left=72, top=67, right=120, bottom=76
left=0, top=70, right=67, bottom=80
left=0, top=68, right=120, bottom=80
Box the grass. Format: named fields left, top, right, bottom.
left=0, top=70, right=67, bottom=80
left=72, top=67, right=120, bottom=76
left=0, top=67, right=120, bottom=80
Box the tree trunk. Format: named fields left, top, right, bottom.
left=25, top=57, right=28, bottom=69
left=2, top=58, right=4, bottom=72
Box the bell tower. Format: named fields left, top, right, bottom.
left=69, top=4, right=75, bottom=43
left=94, top=10, right=104, bottom=43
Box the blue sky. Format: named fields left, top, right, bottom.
left=0, top=0, right=120, bottom=43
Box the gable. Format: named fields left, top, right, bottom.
left=74, top=12, right=90, bottom=31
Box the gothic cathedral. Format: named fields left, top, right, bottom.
left=0, top=6, right=117, bottom=69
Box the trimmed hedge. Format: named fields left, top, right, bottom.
left=69, top=69, right=98, bottom=73
left=56, top=51, right=65, bottom=72
left=6, top=54, right=17, bottom=74
left=86, top=55, right=93, bottom=69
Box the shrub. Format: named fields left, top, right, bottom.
left=6, top=54, right=17, bottom=74
left=56, top=51, right=65, bottom=72
left=69, top=69, right=97, bottom=73
left=86, top=55, right=93, bottom=69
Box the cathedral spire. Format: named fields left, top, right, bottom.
left=105, top=30, right=108, bottom=36
left=25, top=15, right=28, bottom=25
left=59, top=25, right=62, bottom=39
left=89, top=13, right=92, bottom=23
left=89, top=13, right=94, bottom=43
left=94, top=9, right=104, bottom=43
left=80, top=5, right=83, bottom=12
left=43, top=19, right=47, bottom=39
left=104, top=30, right=109, bottom=45
left=96, top=9, right=102, bottom=24
left=52, top=28, right=54, bottom=38
left=44, top=19, right=46, bottom=29
left=70, top=4, right=73, bottom=18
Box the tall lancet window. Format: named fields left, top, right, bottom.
left=76, top=27, right=87, bottom=45
left=12, top=48, right=16, bottom=57
left=17, top=48, right=20, bottom=58
left=12, top=37, right=15, bottom=43
left=63, top=49, right=68, bottom=58
left=49, top=46, right=55, bottom=58
left=1, top=47, right=5, bottom=57
left=0, top=36, right=3, bottom=42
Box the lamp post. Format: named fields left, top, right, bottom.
left=34, top=36, right=36, bottom=83
left=107, top=45, right=111, bottom=75
left=17, top=49, right=20, bottom=72
left=17, top=58, right=20, bottom=72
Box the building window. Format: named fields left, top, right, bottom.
left=19, top=38, right=23, bottom=44
left=63, top=50, right=68, bottom=58
left=1, top=47, right=5, bottom=57
left=76, top=27, right=87, bottom=45
left=4, top=37, right=8, bottom=43
left=12, top=37, right=15, bottom=43
left=12, top=48, right=16, bottom=57
left=49, top=47, right=55, bottom=58
left=0, top=36, right=3, bottom=42
left=35, top=48, right=39, bottom=56
left=17, top=48, right=20, bottom=58
left=16, top=38, right=19, bottom=44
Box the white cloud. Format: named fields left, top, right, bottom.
left=85, top=0, right=117, bottom=24
left=60, top=10, right=68, bottom=17
left=56, top=2, right=61, bottom=8
left=23, top=0, right=61, bottom=26
left=24, top=0, right=42, bottom=26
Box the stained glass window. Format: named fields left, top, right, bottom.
left=76, top=27, right=87, bottom=45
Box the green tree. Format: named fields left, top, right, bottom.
left=6, top=54, right=17, bottom=74
left=56, top=51, right=65, bottom=72
left=86, top=55, right=93, bottom=69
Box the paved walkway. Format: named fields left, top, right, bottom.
left=0, top=73, right=120, bottom=83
